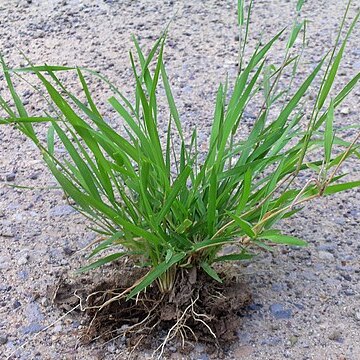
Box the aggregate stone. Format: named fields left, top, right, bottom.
left=49, top=205, right=76, bottom=217
left=317, top=244, right=336, bottom=253
left=13, top=300, right=21, bottom=309
left=17, top=270, right=29, bottom=280
left=5, top=172, right=16, bottom=181
left=271, top=283, right=285, bottom=292
left=328, top=329, right=343, bottom=342
left=0, top=256, right=10, bottom=270
left=25, top=302, right=44, bottom=323
left=340, top=273, right=352, bottom=282
left=261, top=336, right=282, bottom=346
left=17, top=254, right=30, bottom=265
left=344, top=289, right=355, bottom=296
left=269, top=304, right=292, bottom=320
left=0, top=335, right=8, bottom=345
left=22, top=323, right=45, bottom=335
left=0, top=286, right=11, bottom=295
left=196, top=354, right=210, bottom=360
left=63, top=246, right=75, bottom=256
left=29, top=172, right=39, bottom=180
left=354, top=311, right=360, bottom=321
left=0, top=227, right=15, bottom=238
left=318, top=251, right=335, bottom=261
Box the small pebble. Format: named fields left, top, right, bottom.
left=318, top=244, right=335, bottom=253
left=328, top=329, right=342, bottom=342
left=196, top=354, right=209, bottom=360
left=0, top=285, right=11, bottom=292
left=22, top=323, right=44, bottom=335
left=49, top=205, right=76, bottom=217
left=13, top=300, right=21, bottom=309
left=289, top=335, right=298, bottom=347
left=0, top=335, right=8, bottom=345
left=18, top=254, right=29, bottom=266
left=6, top=172, right=15, bottom=181
left=29, top=172, right=39, bottom=180
left=318, top=251, right=334, bottom=261
left=0, top=228, right=14, bottom=238
left=63, top=246, right=75, bottom=256
left=354, top=311, right=360, bottom=321
left=340, top=273, right=352, bottom=282
left=53, top=324, right=62, bottom=333
left=344, top=289, right=355, bottom=296
left=261, top=336, right=282, bottom=346
left=270, top=304, right=292, bottom=320
left=271, top=323, right=281, bottom=330
left=40, top=297, right=49, bottom=307
left=18, top=270, right=28, bottom=280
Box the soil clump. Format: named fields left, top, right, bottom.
left=53, top=264, right=251, bottom=356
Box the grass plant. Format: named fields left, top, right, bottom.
left=1, top=0, right=359, bottom=303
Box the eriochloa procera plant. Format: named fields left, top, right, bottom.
left=1, top=0, right=359, bottom=350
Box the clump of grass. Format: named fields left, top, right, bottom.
left=1, top=0, right=359, bottom=305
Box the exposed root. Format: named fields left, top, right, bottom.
left=53, top=266, right=252, bottom=356
left=190, top=297, right=216, bottom=339
left=74, top=270, right=149, bottom=312
left=153, top=295, right=216, bottom=359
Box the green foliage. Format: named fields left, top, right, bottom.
left=1, top=2, right=359, bottom=299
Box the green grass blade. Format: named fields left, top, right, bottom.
left=237, top=0, right=244, bottom=26
left=207, top=169, right=218, bottom=237
left=324, top=99, right=334, bottom=164
left=208, top=84, right=223, bottom=164
left=287, top=21, right=304, bottom=49
left=77, top=68, right=101, bottom=118
left=192, top=237, right=236, bottom=252
left=314, top=71, right=360, bottom=131
left=324, top=181, right=360, bottom=195
left=46, top=123, right=55, bottom=155
left=79, top=252, right=135, bottom=273
left=155, top=165, right=192, bottom=225
left=200, top=262, right=222, bottom=283
left=259, top=231, right=307, bottom=246
left=0, top=55, right=36, bottom=140
left=11, top=65, right=75, bottom=72
left=296, top=0, right=305, bottom=11
left=213, top=252, right=254, bottom=262
left=236, top=167, right=252, bottom=214
left=317, top=11, right=360, bottom=110
left=0, top=116, right=55, bottom=124
left=272, top=58, right=325, bottom=131
left=88, top=232, right=124, bottom=258
left=52, top=122, right=102, bottom=201
left=228, top=212, right=255, bottom=238
left=161, top=61, right=185, bottom=142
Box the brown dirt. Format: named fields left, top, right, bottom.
left=52, top=264, right=252, bottom=357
